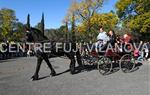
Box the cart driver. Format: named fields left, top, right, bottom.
left=95, top=26, right=110, bottom=52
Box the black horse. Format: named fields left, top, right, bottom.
left=25, top=27, right=83, bottom=81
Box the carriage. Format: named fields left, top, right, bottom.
left=81, top=42, right=137, bottom=75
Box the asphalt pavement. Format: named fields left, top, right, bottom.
left=0, top=57, right=149, bottom=95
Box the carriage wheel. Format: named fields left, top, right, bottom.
left=81, top=55, right=89, bottom=65
left=97, top=56, right=112, bottom=75
left=81, top=55, right=97, bottom=66
left=119, top=54, right=135, bottom=73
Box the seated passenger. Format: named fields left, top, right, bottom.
left=122, top=33, right=133, bottom=53
left=108, top=30, right=116, bottom=47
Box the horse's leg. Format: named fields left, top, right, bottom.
left=76, top=50, right=83, bottom=70
left=69, top=52, right=76, bottom=74
left=32, top=57, right=43, bottom=80
left=43, top=55, right=56, bottom=76
left=70, top=57, right=76, bottom=74
left=65, top=52, right=76, bottom=74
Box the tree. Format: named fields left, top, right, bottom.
left=0, top=27, right=3, bottom=41
left=34, top=22, right=42, bottom=30
left=41, top=13, right=45, bottom=36
left=34, top=13, right=45, bottom=36
left=0, top=8, right=18, bottom=41
left=64, top=0, right=104, bottom=42
left=76, top=0, right=103, bottom=32
left=62, top=15, right=69, bottom=41
left=116, top=0, right=150, bottom=33
left=11, top=22, right=25, bottom=41
left=76, top=12, right=118, bottom=42
left=26, top=14, right=31, bottom=29
left=68, top=0, right=104, bottom=32
left=45, top=25, right=69, bottom=42
left=77, top=12, right=119, bottom=32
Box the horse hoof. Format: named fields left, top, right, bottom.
left=70, top=70, right=75, bottom=74
left=50, top=71, right=56, bottom=76
left=31, top=75, right=39, bottom=81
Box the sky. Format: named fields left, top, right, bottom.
left=0, top=0, right=118, bottom=29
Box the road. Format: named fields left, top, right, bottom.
left=0, top=57, right=149, bottom=95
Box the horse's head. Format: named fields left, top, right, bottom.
left=25, top=27, right=48, bottom=42
left=25, top=27, right=34, bottom=42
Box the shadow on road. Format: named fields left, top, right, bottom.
left=55, top=69, right=70, bottom=76
left=0, top=59, right=17, bottom=63
left=38, top=75, right=50, bottom=80
left=35, top=62, right=143, bottom=81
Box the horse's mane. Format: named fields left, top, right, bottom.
left=30, top=27, right=74, bottom=44
left=30, top=27, right=49, bottom=42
